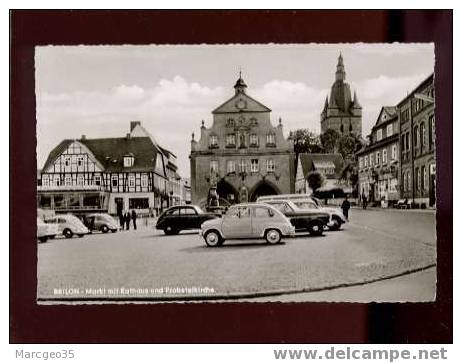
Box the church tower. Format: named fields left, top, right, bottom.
left=320, top=53, right=362, bottom=137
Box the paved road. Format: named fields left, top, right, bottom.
left=37, top=208, right=436, bottom=302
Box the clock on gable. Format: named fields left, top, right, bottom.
left=235, top=98, right=247, bottom=110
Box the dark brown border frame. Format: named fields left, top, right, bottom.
left=10, top=10, right=452, bottom=343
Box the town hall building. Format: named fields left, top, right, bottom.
left=190, top=75, right=295, bottom=207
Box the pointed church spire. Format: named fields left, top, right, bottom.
left=323, top=96, right=329, bottom=111
left=335, top=52, right=346, bottom=82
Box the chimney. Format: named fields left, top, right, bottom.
left=130, top=121, right=141, bottom=132
left=81, top=135, right=86, bottom=140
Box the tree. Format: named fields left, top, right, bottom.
left=289, top=129, right=323, bottom=155
left=306, top=171, right=325, bottom=193
left=337, top=133, right=364, bottom=161
left=339, top=161, right=359, bottom=197
left=320, top=128, right=340, bottom=153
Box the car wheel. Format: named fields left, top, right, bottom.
left=38, top=236, right=47, bottom=243
left=309, top=221, right=324, bottom=236
left=265, top=229, right=282, bottom=244
left=164, top=226, right=179, bottom=235
left=328, top=218, right=341, bottom=231
left=101, top=225, right=109, bottom=233
left=63, top=229, right=73, bottom=238
left=204, top=230, right=223, bottom=247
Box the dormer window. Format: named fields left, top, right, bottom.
left=266, top=133, right=276, bottom=146
left=124, top=155, right=134, bottom=167
left=209, top=135, right=218, bottom=148
left=250, top=134, right=259, bottom=147
left=376, top=129, right=382, bottom=141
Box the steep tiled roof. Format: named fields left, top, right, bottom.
left=43, top=136, right=161, bottom=173
left=298, top=153, right=344, bottom=178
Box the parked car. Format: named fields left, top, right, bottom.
left=45, top=214, right=89, bottom=238
left=156, top=205, right=218, bottom=235
left=257, top=194, right=346, bottom=231
left=83, top=213, right=119, bottom=233
left=200, top=203, right=295, bottom=247
left=205, top=205, right=228, bottom=217
left=261, top=200, right=329, bottom=236
left=395, top=199, right=412, bottom=209
left=37, top=217, right=59, bottom=243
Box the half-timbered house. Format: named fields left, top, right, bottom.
left=37, top=122, right=178, bottom=216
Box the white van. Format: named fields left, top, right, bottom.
left=257, top=194, right=346, bottom=230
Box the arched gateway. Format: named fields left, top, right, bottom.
left=249, top=180, right=280, bottom=202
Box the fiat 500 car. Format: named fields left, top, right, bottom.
left=200, top=203, right=295, bottom=247
left=156, top=205, right=218, bottom=235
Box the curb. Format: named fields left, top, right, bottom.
left=37, top=263, right=436, bottom=303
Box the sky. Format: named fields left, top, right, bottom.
left=36, top=44, right=434, bottom=177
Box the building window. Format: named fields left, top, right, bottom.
left=129, top=198, right=149, bottom=209
left=42, top=175, right=49, bottom=186
left=266, top=159, right=275, bottom=172
left=386, top=124, right=393, bottom=137
left=403, top=172, right=407, bottom=191
left=128, top=175, right=135, bottom=188
left=383, top=149, right=387, bottom=164
left=94, top=175, right=101, bottom=186
left=375, top=152, right=380, bottom=165
left=407, top=171, right=411, bottom=192
left=369, top=154, right=373, bottom=167
left=77, top=175, right=84, bottom=185
left=420, top=123, right=426, bottom=151
left=77, top=156, right=84, bottom=167
left=226, top=134, right=236, bottom=147
left=250, top=134, right=258, bottom=147
left=239, top=159, right=246, bottom=173
left=359, top=157, right=363, bottom=169
left=364, top=156, right=368, bottom=167
left=64, top=157, right=71, bottom=167
left=413, top=126, right=419, bottom=149
left=112, top=175, right=118, bottom=187
left=429, top=115, right=435, bottom=148
left=423, top=166, right=428, bottom=190
left=141, top=174, right=148, bottom=188
left=124, top=156, right=134, bottom=167
left=250, top=159, right=259, bottom=173
left=209, top=135, right=218, bottom=148
left=65, top=175, right=72, bottom=186
left=226, top=160, right=236, bottom=174
left=210, top=160, right=218, bottom=174
left=415, top=168, right=420, bottom=191
left=266, top=133, right=275, bottom=146
left=376, top=129, right=382, bottom=141
left=392, top=145, right=397, bottom=160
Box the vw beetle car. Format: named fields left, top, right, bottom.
left=156, top=205, right=217, bottom=235
left=200, top=203, right=295, bottom=247
left=45, top=214, right=89, bottom=238
left=84, top=213, right=119, bottom=233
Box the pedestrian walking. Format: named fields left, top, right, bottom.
left=125, top=211, right=131, bottom=230
left=362, top=192, right=368, bottom=210
left=341, top=196, right=351, bottom=221
left=118, top=212, right=125, bottom=230
left=131, top=210, right=137, bottom=230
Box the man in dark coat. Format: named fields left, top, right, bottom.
left=125, top=211, right=131, bottom=230
left=118, top=212, right=124, bottom=230
left=131, top=210, right=137, bottom=230
left=341, top=197, right=351, bottom=221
